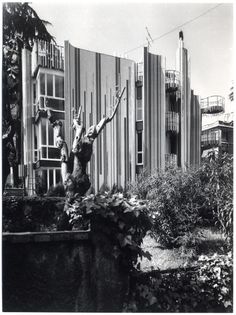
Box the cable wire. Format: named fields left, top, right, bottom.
left=124, top=3, right=222, bottom=54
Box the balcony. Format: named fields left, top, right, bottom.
left=201, top=130, right=221, bottom=149
left=165, top=153, right=177, bottom=166
left=166, top=111, right=179, bottom=133
left=201, top=95, right=225, bottom=114
left=32, top=40, right=64, bottom=73
left=165, top=70, right=180, bottom=92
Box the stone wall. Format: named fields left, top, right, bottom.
left=2, top=231, right=129, bottom=312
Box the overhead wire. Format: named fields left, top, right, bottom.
left=124, top=3, right=223, bottom=55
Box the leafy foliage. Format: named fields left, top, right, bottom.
left=2, top=196, right=65, bottom=232
left=124, top=252, right=233, bottom=312
left=199, top=152, right=233, bottom=244
left=66, top=192, right=153, bottom=271
left=130, top=166, right=203, bottom=248
left=129, top=152, right=233, bottom=248
left=2, top=3, right=53, bottom=188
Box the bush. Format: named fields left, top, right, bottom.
left=198, top=152, right=233, bottom=244
left=2, top=196, right=65, bottom=232
left=124, top=252, right=233, bottom=312
left=129, top=152, right=233, bottom=248
left=130, top=166, right=203, bottom=248
left=66, top=192, right=153, bottom=272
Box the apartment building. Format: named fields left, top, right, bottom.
left=21, top=32, right=202, bottom=195
left=201, top=96, right=233, bottom=156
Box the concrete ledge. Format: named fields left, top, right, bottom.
left=2, top=230, right=90, bottom=243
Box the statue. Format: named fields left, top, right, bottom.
left=46, top=87, right=125, bottom=203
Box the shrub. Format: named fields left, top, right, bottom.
left=130, top=166, right=203, bottom=248
left=2, top=196, right=65, bottom=232
left=66, top=192, right=153, bottom=272
left=198, top=152, right=233, bottom=244
left=124, top=252, right=233, bottom=312
left=129, top=152, right=233, bottom=248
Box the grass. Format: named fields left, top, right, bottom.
left=140, top=227, right=226, bottom=272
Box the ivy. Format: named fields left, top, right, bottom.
left=124, top=252, right=233, bottom=312
left=66, top=192, right=153, bottom=272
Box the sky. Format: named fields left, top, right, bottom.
left=31, top=0, right=234, bottom=112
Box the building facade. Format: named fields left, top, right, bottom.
left=201, top=96, right=233, bottom=156
left=20, top=32, right=202, bottom=195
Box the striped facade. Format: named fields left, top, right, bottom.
left=64, top=42, right=136, bottom=192
left=190, top=91, right=201, bottom=166
left=143, top=47, right=166, bottom=171
left=20, top=32, right=202, bottom=196
left=176, top=37, right=191, bottom=168
left=139, top=34, right=201, bottom=172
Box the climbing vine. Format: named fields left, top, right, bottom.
left=66, top=192, right=153, bottom=271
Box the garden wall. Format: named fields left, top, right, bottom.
left=2, top=230, right=129, bottom=312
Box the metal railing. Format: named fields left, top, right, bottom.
left=201, top=95, right=225, bottom=114
left=201, top=130, right=221, bottom=148
left=32, top=40, right=64, bottom=72
left=165, top=70, right=180, bottom=91
left=166, top=111, right=179, bottom=133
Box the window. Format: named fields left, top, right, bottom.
left=47, top=74, right=53, bottom=96
left=45, top=98, right=64, bottom=111
left=136, top=99, right=143, bottom=121
left=137, top=86, right=142, bottom=100
left=38, top=73, right=64, bottom=111
left=137, top=131, right=143, bottom=165
left=40, top=168, right=61, bottom=193
left=55, top=75, right=64, bottom=98
left=40, top=73, right=45, bottom=95
left=33, top=82, right=37, bottom=104
left=49, top=169, right=53, bottom=188
left=39, top=118, right=62, bottom=160
left=41, top=118, right=47, bottom=145
left=48, top=123, right=54, bottom=145
left=56, top=169, right=61, bottom=183
left=41, top=170, right=47, bottom=193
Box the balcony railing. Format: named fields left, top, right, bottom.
left=165, top=70, right=180, bottom=92
left=166, top=111, right=179, bottom=133
left=32, top=40, right=64, bottom=73
left=201, top=95, right=225, bottom=114
left=201, top=130, right=221, bottom=148
left=165, top=153, right=177, bottom=166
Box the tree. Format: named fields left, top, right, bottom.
left=2, top=2, right=53, bottom=190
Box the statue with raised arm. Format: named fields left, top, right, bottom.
left=46, top=87, right=125, bottom=204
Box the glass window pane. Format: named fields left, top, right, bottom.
left=48, top=122, right=54, bottom=145
left=40, top=73, right=45, bottom=95
left=56, top=169, right=61, bottom=183
left=137, top=109, right=143, bottom=121
left=137, top=132, right=142, bottom=152
left=40, top=96, right=44, bottom=108
left=138, top=153, right=143, bottom=164
left=45, top=98, right=64, bottom=111
left=41, top=170, right=47, bottom=193
left=48, top=147, right=60, bottom=159
left=41, top=119, right=47, bottom=145
left=137, top=86, right=142, bottom=100
left=42, top=147, right=47, bottom=158
left=55, top=75, right=64, bottom=98
left=33, top=83, right=36, bottom=104
left=47, top=74, right=53, bottom=96
left=49, top=169, right=53, bottom=188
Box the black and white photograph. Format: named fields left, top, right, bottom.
left=1, top=0, right=234, bottom=312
